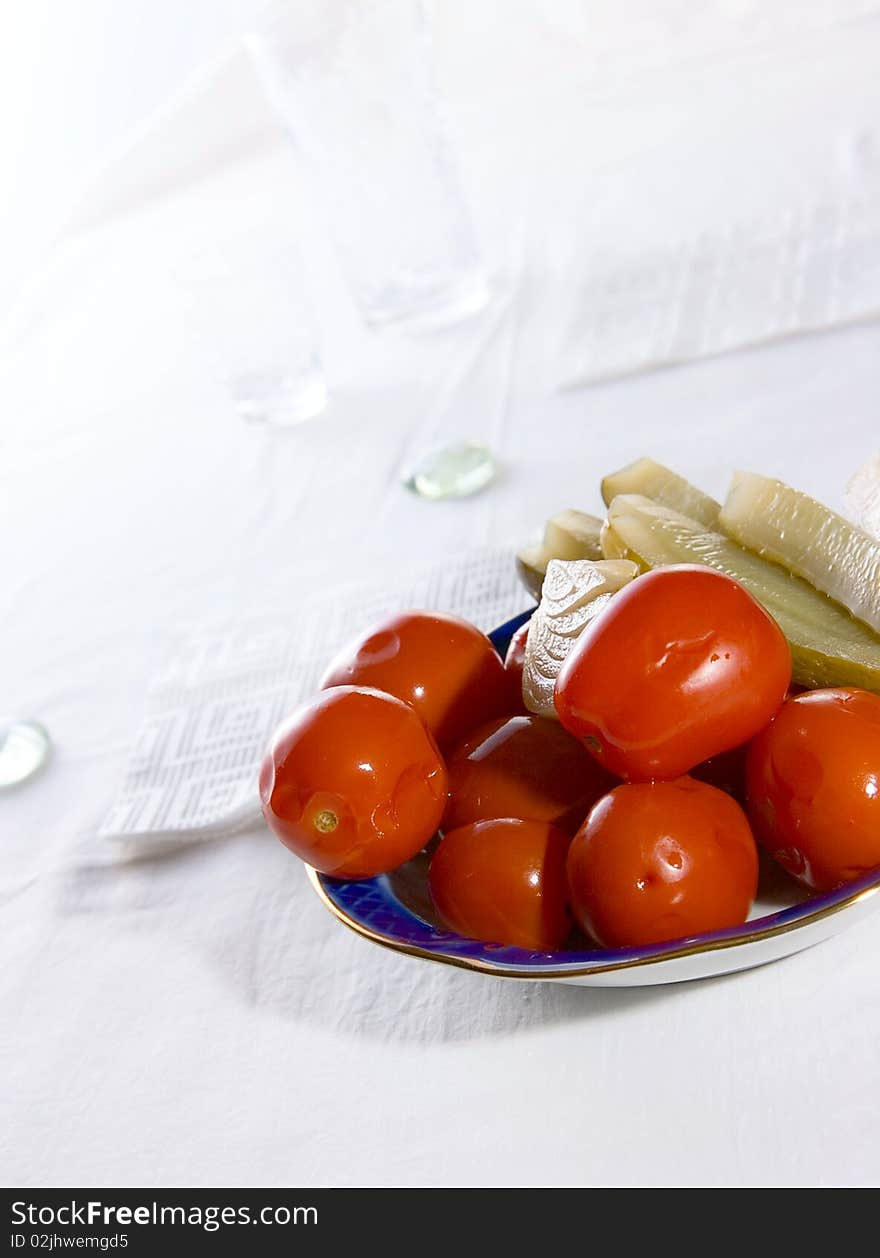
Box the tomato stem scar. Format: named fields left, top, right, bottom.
left=314, top=809, right=339, bottom=834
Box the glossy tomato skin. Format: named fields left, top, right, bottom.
left=566, top=777, right=759, bottom=948
left=443, top=714, right=616, bottom=834
left=746, top=687, right=880, bottom=891
left=429, top=818, right=572, bottom=950
left=320, top=610, right=513, bottom=752
left=259, top=686, right=448, bottom=879
left=503, top=620, right=531, bottom=713
left=554, top=565, right=791, bottom=782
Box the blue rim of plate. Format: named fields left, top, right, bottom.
left=307, top=610, right=880, bottom=979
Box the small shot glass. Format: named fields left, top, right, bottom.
left=191, top=221, right=327, bottom=428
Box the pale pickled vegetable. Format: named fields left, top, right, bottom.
left=601, top=457, right=720, bottom=528
left=720, top=471, right=880, bottom=635
left=515, top=545, right=549, bottom=601
left=522, top=558, right=639, bottom=718
left=542, top=510, right=604, bottom=562
left=599, top=520, right=639, bottom=563
left=608, top=494, right=880, bottom=692
left=516, top=510, right=605, bottom=600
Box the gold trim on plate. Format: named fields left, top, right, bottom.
left=305, top=865, right=880, bottom=981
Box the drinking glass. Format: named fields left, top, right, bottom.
left=246, top=0, right=491, bottom=328
left=224, top=235, right=326, bottom=426
left=190, top=219, right=327, bottom=427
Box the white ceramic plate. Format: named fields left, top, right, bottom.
left=307, top=853, right=880, bottom=987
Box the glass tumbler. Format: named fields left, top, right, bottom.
left=188, top=218, right=327, bottom=427
left=246, top=0, right=491, bottom=328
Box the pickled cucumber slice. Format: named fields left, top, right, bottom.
left=522, top=558, right=640, bottom=718
left=607, top=494, right=880, bottom=693
left=515, top=545, right=549, bottom=601
left=516, top=510, right=605, bottom=600
left=720, top=471, right=880, bottom=634
left=601, top=458, right=720, bottom=528
left=542, top=510, right=604, bottom=562
left=600, top=520, right=640, bottom=563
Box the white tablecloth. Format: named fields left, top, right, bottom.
left=3, top=2, right=880, bottom=1187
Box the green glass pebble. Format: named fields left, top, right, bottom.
left=0, top=719, right=52, bottom=789
left=404, top=442, right=496, bottom=500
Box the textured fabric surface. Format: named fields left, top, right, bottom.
left=3, top=1, right=880, bottom=1188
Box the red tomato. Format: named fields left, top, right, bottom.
left=503, top=620, right=530, bottom=713
left=566, top=778, right=759, bottom=948
left=746, top=687, right=880, bottom=891
left=429, top=818, right=572, bottom=950
left=554, top=565, right=791, bottom=781
left=320, top=610, right=513, bottom=752
left=259, top=686, right=447, bottom=879
left=443, top=714, right=615, bottom=834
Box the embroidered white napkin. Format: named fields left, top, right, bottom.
left=553, top=11, right=880, bottom=387
left=557, top=190, right=880, bottom=387
left=97, top=547, right=527, bottom=854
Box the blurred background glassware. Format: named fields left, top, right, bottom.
left=191, top=220, right=327, bottom=427
left=245, top=0, right=491, bottom=329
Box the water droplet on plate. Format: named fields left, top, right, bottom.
left=403, top=441, right=496, bottom=500
left=0, top=719, right=52, bottom=789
